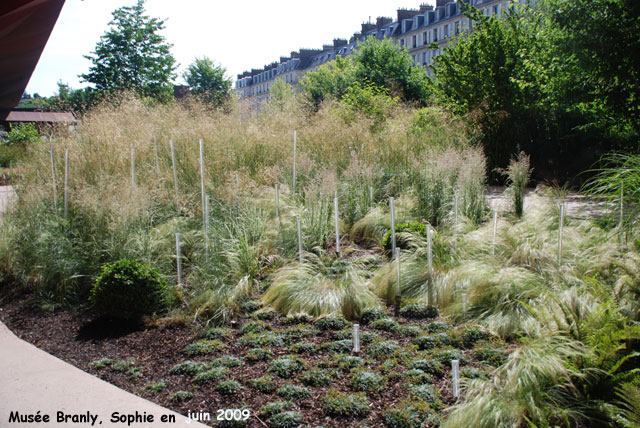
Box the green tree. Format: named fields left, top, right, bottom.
left=299, top=55, right=355, bottom=110
left=268, top=77, right=296, bottom=111
left=430, top=5, right=550, bottom=175
left=352, top=36, right=430, bottom=105
left=80, top=0, right=176, bottom=102
left=542, top=0, right=640, bottom=138
left=183, top=57, right=231, bottom=108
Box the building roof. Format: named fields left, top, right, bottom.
left=0, top=110, right=76, bottom=123
left=0, top=0, right=66, bottom=110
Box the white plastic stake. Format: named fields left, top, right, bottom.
left=462, top=293, right=467, bottom=317
left=395, top=250, right=401, bottom=317
left=558, top=203, right=565, bottom=266
left=619, top=184, right=624, bottom=247
left=170, top=139, right=179, bottom=203
left=334, top=191, right=340, bottom=255
left=297, top=216, right=303, bottom=263
left=130, top=144, right=135, bottom=187
left=292, top=131, right=297, bottom=193
left=64, top=148, right=69, bottom=220
left=204, top=195, right=210, bottom=257
left=453, top=194, right=459, bottom=253
left=153, top=136, right=159, bottom=173
left=176, top=232, right=183, bottom=286
left=352, top=323, right=360, bottom=353
left=199, top=139, right=206, bottom=216
left=390, top=197, right=396, bottom=257
left=275, top=183, right=280, bottom=221
left=491, top=210, right=498, bottom=256
left=50, top=149, right=58, bottom=210
left=452, top=359, right=460, bottom=398
left=369, top=186, right=374, bottom=205
left=427, top=224, right=434, bottom=276
left=427, top=224, right=434, bottom=307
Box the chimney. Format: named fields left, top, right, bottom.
left=420, top=4, right=434, bottom=12
left=291, top=51, right=300, bottom=59
left=376, top=16, right=392, bottom=29
left=333, top=38, right=347, bottom=48
left=361, top=22, right=376, bottom=33
left=397, top=8, right=420, bottom=22
left=322, top=44, right=333, bottom=52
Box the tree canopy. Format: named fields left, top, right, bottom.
left=80, top=0, right=176, bottom=102
left=183, top=57, right=232, bottom=108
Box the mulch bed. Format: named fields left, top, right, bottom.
left=0, top=287, right=467, bottom=428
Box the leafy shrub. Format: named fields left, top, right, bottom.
left=433, top=349, right=469, bottom=366
left=259, top=401, right=293, bottom=419
left=237, top=332, right=285, bottom=348
left=211, top=355, right=243, bottom=368
left=300, top=369, right=333, bottom=387
left=269, top=357, right=306, bottom=378
left=399, top=325, right=422, bottom=337
left=409, top=359, right=444, bottom=376
left=321, top=390, right=370, bottom=417
left=267, top=411, right=303, bottom=428
left=241, top=300, right=262, bottom=312
left=215, top=379, right=243, bottom=395
left=202, top=327, right=234, bottom=340
left=89, top=258, right=172, bottom=320
left=472, top=344, right=507, bottom=367
left=4, top=123, right=39, bottom=147
left=255, top=309, right=280, bottom=321
left=383, top=400, right=432, bottom=428
left=368, top=340, right=401, bottom=357
left=349, top=370, right=384, bottom=393
left=336, top=355, right=365, bottom=371
left=404, top=369, right=431, bottom=385
left=413, top=336, right=438, bottom=351
left=245, top=347, right=273, bottom=362
left=360, top=308, right=388, bottom=325
left=289, top=341, right=318, bottom=354
left=193, top=367, right=228, bottom=385
left=170, top=360, right=209, bottom=376
left=283, top=325, right=317, bottom=340
left=142, top=379, right=167, bottom=394
left=182, top=340, right=226, bottom=356
left=380, top=222, right=427, bottom=253
left=322, top=339, right=353, bottom=353
left=315, top=315, right=348, bottom=331
left=461, top=328, right=492, bottom=348
left=277, top=384, right=311, bottom=399
left=423, top=321, right=451, bottom=333
left=399, top=303, right=438, bottom=320
left=285, top=313, right=313, bottom=324
left=411, top=384, right=441, bottom=408
left=370, top=318, right=400, bottom=333
left=249, top=375, right=277, bottom=393
left=241, top=321, right=270, bottom=334
left=169, top=390, right=194, bottom=402
left=88, top=357, right=114, bottom=370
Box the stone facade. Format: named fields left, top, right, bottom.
left=236, top=0, right=524, bottom=100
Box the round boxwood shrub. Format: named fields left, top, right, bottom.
left=90, top=258, right=172, bottom=320
left=381, top=222, right=427, bottom=254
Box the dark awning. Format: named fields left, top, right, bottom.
left=0, top=0, right=66, bottom=110
left=0, top=109, right=76, bottom=123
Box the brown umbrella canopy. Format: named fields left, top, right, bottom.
left=0, top=0, right=65, bottom=109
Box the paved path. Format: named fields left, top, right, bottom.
left=0, top=322, right=207, bottom=428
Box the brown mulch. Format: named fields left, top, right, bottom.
left=0, top=285, right=467, bottom=428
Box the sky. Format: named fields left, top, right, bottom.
left=26, top=0, right=435, bottom=97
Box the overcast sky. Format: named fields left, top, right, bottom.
left=26, top=0, right=434, bottom=97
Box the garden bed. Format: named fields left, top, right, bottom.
left=0, top=287, right=499, bottom=428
